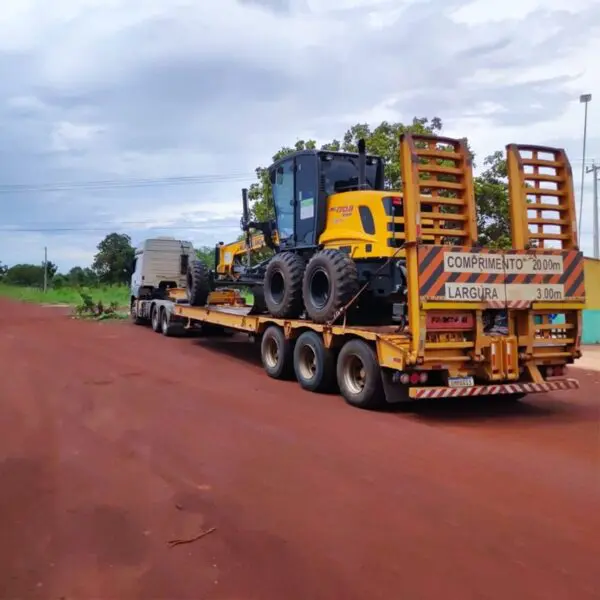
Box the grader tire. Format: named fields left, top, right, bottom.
left=264, top=252, right=305, bottom=319
left=186, top=260, right=211, bottom=307
left=303, top=249, right=359, bottom=324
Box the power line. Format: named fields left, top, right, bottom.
left=0, top=172, right=255, bottom=194
left=0, top=157, right=596, bottom=195
left=0, top=224, right=241, bottom=232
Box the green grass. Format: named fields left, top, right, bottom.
left=0, top=283, right=130, bottom=306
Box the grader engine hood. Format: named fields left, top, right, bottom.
left=418, top=246, right=585, bottom=307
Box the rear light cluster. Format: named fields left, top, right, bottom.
left=397, top=372, right=428, bottom=385
left=546, top=365, right=565, bottom=378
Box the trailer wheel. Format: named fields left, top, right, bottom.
left=186, top=260, right=211, bottom=307
left=151, top=304, right=161, bottom=332
left=261, top=325, right=294, bottom=380
left=302, top=249, right=359, bottom=324
left=337, top=339, right=384, bottom=409
left=293, top=330, right=336, bottom=393
left=264, top=252, right=305, bottom=319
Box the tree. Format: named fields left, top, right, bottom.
left=247, top=117, right=511, bottom=247
left=67, top=266, right=98, bottom=286
left=0, top=262, right=7, bottom=279
left=5, top=263, right=47, bottom=286
left=248, top=117, right=444, bottom=221
left=92, top=233, right=135, bottom=284
left=44, top=260, right=58, bottom=280
left=196, top=246, right=216, bottom=269
left=474, top=151, right=512, bottom=248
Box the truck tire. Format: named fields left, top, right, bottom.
left=186, top=260, right=211, bottom=307
left=160, top=307, right=183, bottom=337
left=264, top=252, right=305, bottom=319
left=260, top=325, right=294, bottom=380
left=293, top=330, right=336, bottom=393
left=302, top=249, right=359, bottom=324
left=151, top=304, right=161, bottom=332
left=130, top=300, right=145, bottom=325
left=336, top=339, right=385, bottom=409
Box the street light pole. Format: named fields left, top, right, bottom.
left=587, top=163, right=599, bottom=258
left=578, top=93, right=592, bottom=241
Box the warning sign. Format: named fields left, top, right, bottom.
left=445, top=283, right=565, bottom=302
left=444, top=252, right=563, bottom=275
left=418, top=246, right=585, bottom=304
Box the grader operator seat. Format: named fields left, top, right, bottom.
left=268, top=143, right=386, bottom=250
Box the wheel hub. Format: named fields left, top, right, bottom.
left=270, top=271, right=285, bottom=304
left=343, top=354, right=366, bottom=394
left=298, top=344, right=317, bottom=380
left=264, top=337, right=279, bottom=368
left=309, top=268, right=331, bottom=309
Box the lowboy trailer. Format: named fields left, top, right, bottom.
left=130, top=135, right=584, bottom=409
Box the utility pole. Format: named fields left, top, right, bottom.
left=43, top=246, right=48, bottom=293
left=587, top=162, right=600, bottom=258
left=578, top=93, right=592, bottom=240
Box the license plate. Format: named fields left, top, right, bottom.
left=448, top=376, right=474, bottom=388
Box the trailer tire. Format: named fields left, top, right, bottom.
left=186, top=260, right=211, bottom=307
left=261, top=325, right=294, bottom=380
left=336, top=339, right=384, bottom=409
left=151, top=304, right=161, bottom=332
left=293, top=330, right=336, bottom=393
left=303, top=249, right=359, bottom=324
left=264, top=252, right=305, bottom=319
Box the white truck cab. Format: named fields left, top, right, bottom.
left=130, top=237, right=196, bottom=302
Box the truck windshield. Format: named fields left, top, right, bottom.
left=320, top=155, right=383, bottom=195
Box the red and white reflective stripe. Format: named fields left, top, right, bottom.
left=506, top=300, right=530, bottom=309
left=486, top=301, right=505, bottom=308
left=411, top=378, right=579, bottom=398
left=484, top=300, right=530, bottom=309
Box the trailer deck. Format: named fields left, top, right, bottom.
left=157, top=295, right=580, bottom=407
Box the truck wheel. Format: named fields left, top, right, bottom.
left=302, top=249, right=359, bottom=324
left=293, top=330, right=336, bottom=393
left=261, top=325, right=294, bottom=380
left=160, top=308, right=183, bottom=337
left=151, top=304, right=161, bottom=332
left=186, top=260, right=211, bottom=307
left=130, top=300, right=145, bottom=325
left=264, top=252, right=305, bottom=319
left=337, top=339, right=384, bottom=409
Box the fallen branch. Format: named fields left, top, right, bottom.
left=167, top=527, right=216, bottom=548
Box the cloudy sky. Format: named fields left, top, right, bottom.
left=0, top=0, right=599, bottom=270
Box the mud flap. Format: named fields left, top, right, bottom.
left=381, top=369, right=411, bottom=403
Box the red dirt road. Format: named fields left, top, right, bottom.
left=1, top=299, right=599, bottom=600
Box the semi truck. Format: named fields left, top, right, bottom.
left=129, top=133, right=584, bottom=409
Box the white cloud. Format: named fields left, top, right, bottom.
left=0, top=0, right=598, bottom=270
